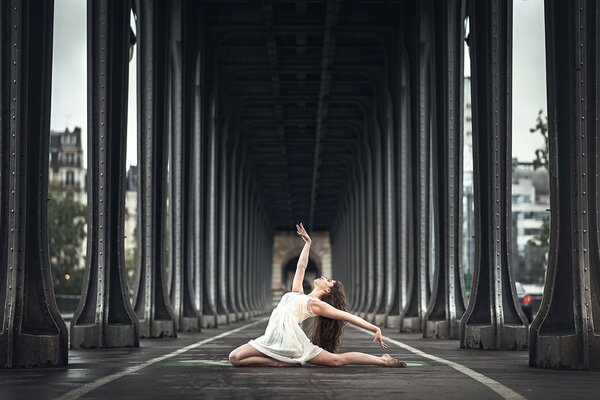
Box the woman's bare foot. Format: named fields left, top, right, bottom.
left=382, top=354, right=408, bottom=368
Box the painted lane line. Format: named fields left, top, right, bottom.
left=56, top=317, right=269, bottom=400
left=350, top=325, right=526, bottom=400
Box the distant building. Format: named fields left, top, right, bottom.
left=125, top=165, right=138, bottom=253
left=462, top=77, right=475, bottom=284
left=462, top=76, right=549, bottom=285
left=49, top=127, right=86, bottom=204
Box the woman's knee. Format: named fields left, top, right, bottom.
left=228, top=349, right=241, bottom=366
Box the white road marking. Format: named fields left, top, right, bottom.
left=56, top=317, right=268, bottom=400
left=350, top=325, right=526, bottom=400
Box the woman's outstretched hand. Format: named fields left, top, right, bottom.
left=373, top=328, right=387, bottom=350
left=296, top=223, right=312, bottom=244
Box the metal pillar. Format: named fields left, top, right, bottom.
left=401, top=0, right=433, bottom=333
left=0, top=0, right=68, bottom=367
left=383, top=96, right=401, bottom=328
left=460, top=0, right=528, bottom=350
left=228, top=134, right=243, bottom=320
left=132, top=0, right=177, bottom=339
left=423, top=0, right=467, bottom=339
left=201, top=97, right=219, bottom=328
left=236, top=152, right=249, bottom=319
left=191, top=49, right=204, bottom=318
left=167, top=0, right=199, bottom=332
left=71, top=0, right=139, bottom=349
left=360, top=134, right=375, bottom=319
left=390, top=39, right=411, bottom=330
left=370, top=116, right=386, bottom=325
left=530, top=0, right=600, bottom=370
left=217, top=120, right=232, bottom=324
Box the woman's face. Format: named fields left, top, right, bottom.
left=314, top=276, right=335, bottom=292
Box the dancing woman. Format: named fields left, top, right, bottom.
left=229, top=223, right=406, bottom=367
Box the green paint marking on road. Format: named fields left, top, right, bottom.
left=166, top=359, right=232, bottom=367
left=404, top=361, right=430, bottom=367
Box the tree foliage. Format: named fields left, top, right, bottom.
left=527, top=110, right=550, bottom=249
left=47, top=190, right=87, bottom=294
left=529, top=109, right=549, bottom=171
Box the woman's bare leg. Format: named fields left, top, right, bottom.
left=307, top=349, right=402, bottom=367
left=229, top=343, right=298, bottom=367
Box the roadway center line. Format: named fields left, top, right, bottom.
left=56, top=317, right=269, bottom=400
left=350, top=325, right=526, bottom=400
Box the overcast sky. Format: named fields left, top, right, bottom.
left=50, top=0, right=546, bottom=169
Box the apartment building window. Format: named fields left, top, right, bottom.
left=66, top=171, right=74, bottom=186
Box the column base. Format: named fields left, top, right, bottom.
left=71, top=323, right=139, bottom=349
left=179, top=316, right=199, bottom=333
left=424, top=319, right=460, bottom=339
left=401, top=316, right=422, bottom=333
left=461, top=324, right=527, bottom=350
left=385, top=315, right=401, bottom=329
left=201, top=315, right=217, bottom=329
left=216, top=314, right=229, bottom=325
left=139, top=319, right=177, bottom=339
left=3, top=332, right=68, bottom=368
left=374, top=314, right=387, bottom=326
left=228, top=313, right=238, bottom=323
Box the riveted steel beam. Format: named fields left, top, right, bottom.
left=383, top=89, right=401, bottom=328
left=369, top=114, right=386, bottom=325
left=167, top=0, right=200, bottom=333
left=424, top=0, right=467, bottom=340
left=460, top=0, right=528, bottom=350
left=132, top=0, right=177, bottom=339
left=228, top=133, right=243, bottom=320
left=0, top=0, right=68, bottom=367
left=529, top=0, right=600, bottom=370
left=308, top=0, right=340, bottom=228
left=71, top=0, right=140, bottom=349
left=401, top=0, right=433, bottom=333
left=217, top=120, right=232, bottom=324
left=202, top=95, right=220, bottom=328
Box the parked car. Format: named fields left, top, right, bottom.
left=515, top=282, right=543, bottom=322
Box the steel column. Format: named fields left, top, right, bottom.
left=423, top=0, right=467, bottom=339
left=401, top=0, right=433, bottom=333
left=132, top=0, right=177, bottom=339
left=167, top=0, right=199, bottom=332
left=370, top=116, right=386, bottom=325
left=217, top=120, right=231, bottom=324
left=228, top=133, right=242, bottom=320
left=383, top=95, right=400, bottom=328
left=0, top=0, right=68, bottom=367
left=460, top=0, right=528, bottom=350
left=71, top=0, right=139, bottom=348
left=529, top=0, right=600, bottom=370
left=202, top=97, right=219, bottom=328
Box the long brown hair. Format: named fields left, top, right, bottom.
left=311, top=281, right=347, bottom=353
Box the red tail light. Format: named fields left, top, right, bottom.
left=523, top=295, right=532, bottom=305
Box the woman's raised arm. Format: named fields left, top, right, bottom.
left=310, top=300, right=387, bottom=349
left=291, top=223, right=311, bottom=293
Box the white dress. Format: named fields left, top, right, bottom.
left=248, top=291, right=323, bottom=365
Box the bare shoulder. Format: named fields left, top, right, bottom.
left=309, top=298, right=343, bottom=318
